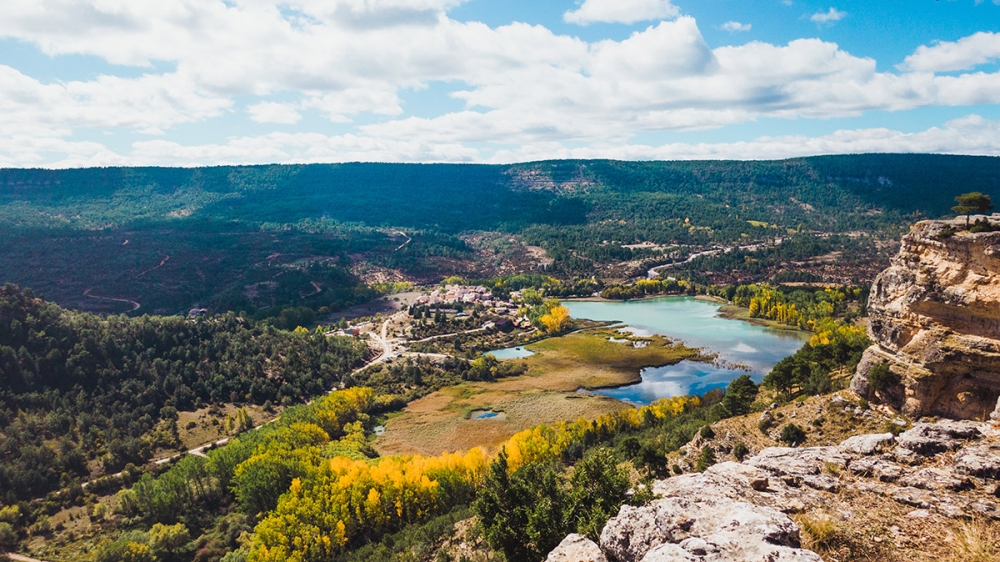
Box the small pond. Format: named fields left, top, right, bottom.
left=485, top=346, right=535, bottom=359
left=471, top=410, right=507, bottom=420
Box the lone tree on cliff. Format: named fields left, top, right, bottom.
left=952, top=192, right=994, bottom=226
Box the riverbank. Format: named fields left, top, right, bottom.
left=566, top=293, right=713, bottom=304
left=716, top=304, right=808, bottom=333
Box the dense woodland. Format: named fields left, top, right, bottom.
left=0, top=285, right=366, bottom=503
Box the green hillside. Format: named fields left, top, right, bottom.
left=1, top=155, right=996, bottom=314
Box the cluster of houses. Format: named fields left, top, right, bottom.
left=412, top=284, right=518, bottom=314
left=409, top=284, right=534, bottom=331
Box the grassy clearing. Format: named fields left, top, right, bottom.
left=513, top=329, right=706, bottom=392
left=174, top=403, right=278, bottom=451
left=374, top=329, right=699, bottom=456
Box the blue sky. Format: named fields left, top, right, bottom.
left=1, top=0, right=999, bottom=167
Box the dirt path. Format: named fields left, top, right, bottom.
left=6, top=552, right=51, bottom=562
left=303, top=281, right=322, bottom=298
left=393, top=230, right=411, bottom=252
left=82, top=288, right=141, bottom=312
left=411, top=325, right=489, bottom=343
left=136, top=255, right=170, bottom=278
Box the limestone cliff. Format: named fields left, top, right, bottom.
left=851, top=218, right=1000, bottom=419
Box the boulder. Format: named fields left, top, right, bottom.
left=901, top=467, right=973, bottom=491
left=889, top=486, right=937, bottom=509
left=954, top=445, right=1000, bottom=479
left=839, top=433, right=895, bottom=456
left=895, top=420, right=985, bottom=456
left=848, top=457, right=904, bottom=482
left=599, top=496, right=821, bottom=562
left=745, top=447, right=850, bottom=485
left=652, top=462, right=824, bottom=513
left=546, top=533, right=607, bottom=562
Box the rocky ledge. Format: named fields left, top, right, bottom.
left=850, top=218, right=1000, bottom=419
left=547, top=419, right=1000, bottom=562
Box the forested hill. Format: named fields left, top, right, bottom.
left=3, top=155, right=999, bottom=231
left=1, top=154, right=997, bottom=315
left=0, top=284, right=367, bottom=503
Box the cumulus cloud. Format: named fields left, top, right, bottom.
left=810, top=7, right=846, bottom=25
left=247, top=102, right=302, bottom=124
left=13, top=114, right=1000, bottom=168
left=903, top=31, right=1000, bottom=72
left=0, top=65, right=230, bottom=137
left=722, top=21, right=751, bottom=32
left=564, top=0, right=680, bottom=25
left=0, top=2, right=999, bottom=167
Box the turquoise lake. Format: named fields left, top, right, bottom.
left=563, top=297, right=808, bottom=405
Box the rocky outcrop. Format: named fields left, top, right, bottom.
left=851, top=218, right=1000, bottom=419
left=545, top=534, right=607, bottom=562
left=548, top=419, right=1000, bottom=562
left=600, top=496, right=821, bottom=562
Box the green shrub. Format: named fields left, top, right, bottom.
left=780, top=424, right=807, bottom=446
left=0, top=521, right=17, bottom=547
left=695, top=446, right=717, bottom=472
left=867, top=360, right=899, bottom=393
left=699, top=425, right=715, bottom=440
left=758, top=414, right=774, bottom=434
left=732, top=442, right=749, bottom=461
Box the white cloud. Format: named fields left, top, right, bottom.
left=247, top=102, right=302, bottom=124
left=722, top=21, right=751, bottom=32
left=11, top=114, right=1000, bottom=168
left=810, top=7, right=846, bottom=25
left=903, top=31, right=1000, bottom=72
left=564, top=0, right=679, bottom=25
left=0, top=65, right=230, bottom=137
left=0, top=3, right=999, bottom=167
left=487, top=115, right=1000, bottom=162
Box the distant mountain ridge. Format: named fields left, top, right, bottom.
left=2, top=154, right=999, bottom=231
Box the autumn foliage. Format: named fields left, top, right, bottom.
left=240, top=391, right=700, bottom=561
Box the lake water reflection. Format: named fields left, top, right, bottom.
left=485, top=346, right=535, bottom=359
left=564, top=297, right=808, bottom=405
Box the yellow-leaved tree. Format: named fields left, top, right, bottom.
left=539, top=303, right=571, bottom=334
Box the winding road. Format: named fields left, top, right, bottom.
left=82, top=288, right=141, bottom=312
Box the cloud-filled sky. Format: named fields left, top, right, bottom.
left=2, top=0, right=1000, bottom=168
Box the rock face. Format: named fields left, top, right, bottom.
left=851, top=218, right=1000, bottom=419
left=547, top=419, right=1000, bottom=562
